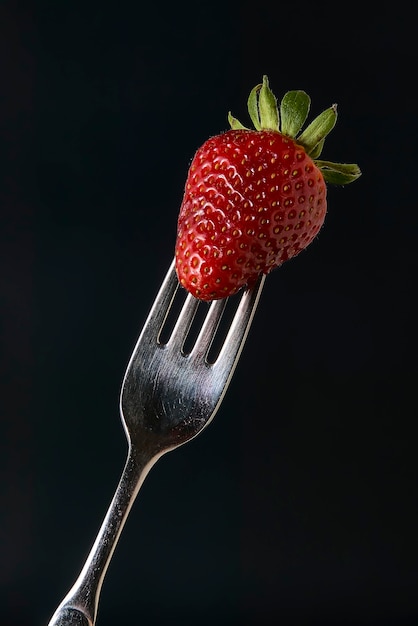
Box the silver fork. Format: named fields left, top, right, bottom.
left=47, top=258, right=265, bottom=626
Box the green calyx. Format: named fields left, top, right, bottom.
left=228, top=75, right=361, bottom=185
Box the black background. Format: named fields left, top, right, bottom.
left=1, top=2, right=417, bottom=625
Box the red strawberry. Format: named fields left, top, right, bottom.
left=175, top=76, right=361, bottom=301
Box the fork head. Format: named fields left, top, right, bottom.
left=120, top=260, right=265, bottom=459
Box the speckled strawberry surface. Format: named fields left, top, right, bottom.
left=175, top=77, right=361, bottom=301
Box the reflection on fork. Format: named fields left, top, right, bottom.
left=47, top=258, right=265, bottom=626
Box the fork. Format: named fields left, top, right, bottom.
left=47, top=258, right=265, bottom=626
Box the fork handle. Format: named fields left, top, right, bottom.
left=47, top=449, right=156, bottom=626
left=47, top=608, right=91, bottom=626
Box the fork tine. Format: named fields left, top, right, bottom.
left=138, top=260, right=179, bottom=344
left=189, top=298, right=227, bottom=360
left=214, top=273, right=266, bottom=374
left=167, top=292, right=200, bottom=351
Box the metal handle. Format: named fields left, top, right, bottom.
left=48, top=607, right=91, bottom=626
left=46, top=450, right=155, bottom=625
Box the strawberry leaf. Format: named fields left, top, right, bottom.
left=228, top=112, right=248, bottom=130
left=258, top=75, right=279, bottom=131
left=316, top=160, right=362, bottom=185
left=280, top=90, right=310, bottom=138
left=247, top=83, right=262, bottom=130
left=309, top=137, right=325, bottom=160
left=297, top=104, right=338, bottom=155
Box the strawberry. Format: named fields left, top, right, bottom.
left=175, top=76, right=361, bottom=301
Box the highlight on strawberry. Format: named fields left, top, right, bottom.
left=175, top=76, right=361, bottom=301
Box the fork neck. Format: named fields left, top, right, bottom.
left=49, top=448, right=159, bottom=625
